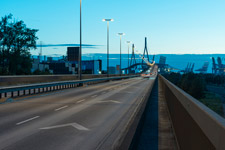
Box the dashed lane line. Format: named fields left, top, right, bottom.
left=55, top=105, right=68, bottom=111
left=76, top=99, right=86, bottom=103
left=16, top=116, right=40, bottom=125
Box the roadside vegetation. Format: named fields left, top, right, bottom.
left=204, top=74, right=225, bottom=87
left=0, top=14, right=38, bottom=75
left=199, top=92, right=223, bottom=116
left=163, top=73, right=224, bottom=116
left=33, top=69, right=52, bottom=75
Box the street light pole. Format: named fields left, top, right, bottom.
left=120, top=36, right=122, bottom=76
left=118, top=33, right=125, bottom=76
left=107, top=21, right=109, bottom=77
left=127, top=41, right=131, bottom=74
left=103, top=19, right=113, bottom=77
left=79, top=0, right=82, bottom=80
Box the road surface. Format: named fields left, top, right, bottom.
left=0, top=76, right=156, bottom=150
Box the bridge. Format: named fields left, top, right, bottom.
left=0, top=65, right=225, bottom=150
left=122, top=63, right=150, bottom=74
left=0, top=39, right=224, bottom=150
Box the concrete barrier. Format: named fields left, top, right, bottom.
left=159, top=75, right=225, bottom=150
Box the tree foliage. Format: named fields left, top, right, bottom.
left=204, top=74, right=225, bottom=86
left=33, top=68, right=52, bottom=75
left=163, top=73, right=224, bottom=116
left=164, top=73, right=206, bottom=99
left=0, top=14, right=38, bottom=75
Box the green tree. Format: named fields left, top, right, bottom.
left=0, top=14, right=38, bottom=75
left=188, top=76, right=206, bottom=99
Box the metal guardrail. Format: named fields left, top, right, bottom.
left=0, top=75, right=139, bottom=100
left=0, top=74, right=137, bottom=87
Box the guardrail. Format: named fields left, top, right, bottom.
left=159, top=75, right=225, bottom=150
left=0, top=75, right=139, bottom=100
left=0, top=74, right=136, bottom=86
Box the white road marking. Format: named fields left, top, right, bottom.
left=55, top=105, right=68, bottom=111
left=16, top=116, right=40, bottom=125
left=91, top=95, right=98, bottom=98
left=110, top=100, right=122, bottom=104
left=40, top=122, right=89, bottom=131
left=98, top=100, right=121, bottom=104
left=77, top=99, right=85, bottom=103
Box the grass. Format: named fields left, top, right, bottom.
left=199, top=92, right=224, bottom=116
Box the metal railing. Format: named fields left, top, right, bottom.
left=0, top=74, right=136, bottom=87
left=0, top=75, right=139, bottom=100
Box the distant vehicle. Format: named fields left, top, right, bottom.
left=141, top=73, right=150, bottom=77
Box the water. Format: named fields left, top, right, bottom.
left=82, top=54, right=225, bottom=73
left=35, top=54, right=225, bottom=73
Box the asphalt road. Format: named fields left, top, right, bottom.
left=0, top=76, right=156, bottom=150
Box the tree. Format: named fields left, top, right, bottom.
left=164, top=73, right=206, bottom=99
left=0, top=14, right=38, bottom=75
left=178, top=73, right=206, bottom=99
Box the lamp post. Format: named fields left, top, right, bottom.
left=126, top=41, right=131, bottom=74
left=102, top=19, right=114, bottom=77
left=118, top=33, right=125, bottom=76
left=79, top=0, right=82, bottom=80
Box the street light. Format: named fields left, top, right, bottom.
left=126, top=41, right=131, bottom=74
left=79, top=0, right=82, bottom=80
left=118, top=33, right=125, bottom=76
left=102, top=19, right=114, bottom=77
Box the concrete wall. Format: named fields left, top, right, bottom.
left=0, top=74, right=131, bottom=87
left=159, top=75, right=225, bottom=150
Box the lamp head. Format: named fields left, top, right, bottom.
left=118, top=33, right=125, bottom=36
left=102, top=19, right=114, bottom=22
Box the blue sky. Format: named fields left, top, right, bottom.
left=1, top=0, right=225, bottom=55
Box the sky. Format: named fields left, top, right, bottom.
left=1, top=0, right=225, bottom=56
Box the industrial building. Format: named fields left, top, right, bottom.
left=67, top=47, right=79, bottom=61
left=31, top=58, right=51, bottom=73
left=31, top=47, right=102, bottom=75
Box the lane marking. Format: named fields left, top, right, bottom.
left=125, top=91, right=133, bottom=94
left=91, top=95, right=98, bottom=98
left=55, top=105, right=68, bottom=111
left=101, top=92, right=106, bottom=94
left=110, top=100, right=122, bottom=104
left=98, top=100, right=121, bottom=104
left=40, top=122, right=89, bottom=131
left=16, top=116, right=40, bottom=125
left=77, top=99, right=85, bottom=103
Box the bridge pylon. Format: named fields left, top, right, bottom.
left=130, top=44, right=136, bottom=67
left=142, top=37, right=150, bottom=65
